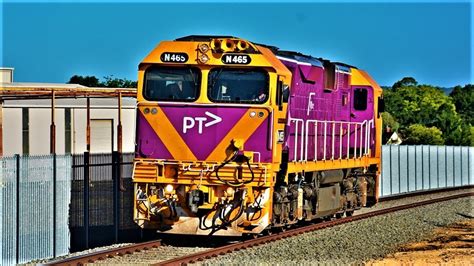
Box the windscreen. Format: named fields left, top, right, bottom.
left=144, top=66, right=200, bottom=102
left=208, top=68, right=269, bottom=104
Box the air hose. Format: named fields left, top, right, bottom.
left=214, top=150, right=255, bottom=187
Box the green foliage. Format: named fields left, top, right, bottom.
left=401, top=124, right=444, bottom=145
left=68, top=75, right=137, bottom=88
left=102, top=75, right=138, bottom=88
left=68, top=75, right=101, bottom=87
left=381, top=112, right=399, bottom=144
left=392, top=77, right=418, bottom=90
left=384, top=77, right=474, bottom=146
left=450, top=84, right=474, bottom=125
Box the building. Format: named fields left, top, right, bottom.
left=1, top=68, right=137, bottom=156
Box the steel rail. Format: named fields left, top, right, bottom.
left=157, top=192, right=473, bottom=266
left=44, top=189, right=473, bottom=266
left=378, top=185, right=474, bottom=202
left=43, top=240, right=161, bottom=266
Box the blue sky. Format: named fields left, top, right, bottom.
left=1, top=0, right=472, bottom=87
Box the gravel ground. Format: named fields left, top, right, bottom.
left=23, top=244, right=134, bottom=265
left=358, top=187, right=473, bottom=215
left=25, top=188, right=473, bottom=265
left=200, top=195, right=474, bottom=265
left=91, top=246, right=211, bottom=265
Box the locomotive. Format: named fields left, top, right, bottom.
left=132, top=35, right=383, bottom=236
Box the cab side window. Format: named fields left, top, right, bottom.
left=354, top=88, right=368, bottom=111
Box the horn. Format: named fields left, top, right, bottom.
left=222, top=39, right=236, bottom=52
left=237, top=40, right=249, bottom=51
left=210, top=39, right=222, bottom=51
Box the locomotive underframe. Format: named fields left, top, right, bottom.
left=133, top=157, right=380, bottom=236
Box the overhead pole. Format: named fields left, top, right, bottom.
left=84, top=95, right=91, bottom=249
left=50, top=90, right=56, bottom=153
left=86, top=97, right=91, bottom=152
left=117, top=91, right=125, bottom=191
left=0, top=99, right=3, bottom=156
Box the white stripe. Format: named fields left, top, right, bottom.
left=335, top=69, right=352, bottom=75
left=276, top=56, right=312, bottom=66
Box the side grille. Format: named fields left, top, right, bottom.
left=132, top=161, right=162, bottom=180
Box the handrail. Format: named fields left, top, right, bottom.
left=290, top=118, right=374, bottom=162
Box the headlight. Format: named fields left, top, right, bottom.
left=164, top=184, right=174, bottom=194
left=198, top=54, right=209, bottom=64
left=198, top=43, right=210, bottom=53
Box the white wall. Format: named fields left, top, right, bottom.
left=3, top=108, right=22, bottom=156
left=72, top=108, right=136, bottom=154
left=28, top=109, right=65, bottom=154
left=3, top=104, right=136, bottom=156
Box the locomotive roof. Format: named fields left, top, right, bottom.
left=276, top=51, right=323, bottom=68
left=173, top=36, right=358, bottom=70
left=175, top=35, right=236, bottom=41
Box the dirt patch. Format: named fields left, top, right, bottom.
left=369, top=219, right=474, bottom=265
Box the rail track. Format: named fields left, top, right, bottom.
left=45, top=188, right=473, bottom=266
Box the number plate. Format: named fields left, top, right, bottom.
left=221, top=54, right=251, bottom=65
left=160, top=52, right=189, bottom=63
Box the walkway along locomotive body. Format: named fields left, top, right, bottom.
left=132, top=36, right=383, bottom=236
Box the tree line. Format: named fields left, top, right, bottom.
left=68, top=75, right=474, bottom=146
left=383, top=77, right=473, bottom=146
left=68, top=75, right=137, bottom=88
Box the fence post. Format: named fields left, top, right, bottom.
left=52, top=153, right=57, bottom=257
left=398, top=145, right=401, bottom=193
left=389, top=145, right=392, bottom=195
left=407, top=146, right=410, bottom=192
left=112, top=151, right=119, bottom=243
left=83, top=152, right=90, bottom=249
left=15, top=154, right=20, bottom=264
left=414, top=146, right=417, bottom=190
left=460, top=147, right=463, bottom=185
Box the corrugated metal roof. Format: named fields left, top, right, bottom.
left=1, top=82, right=87, bottom=88
left=2, top=97, right=136, bottom=108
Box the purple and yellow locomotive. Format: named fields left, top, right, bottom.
left=133, top=36, right=383, bottom=236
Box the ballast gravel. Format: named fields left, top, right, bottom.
left=92, top=246, right=211, bottom=265
left=200, top=196, right=473, bottom=265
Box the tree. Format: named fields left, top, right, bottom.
left=450, top=84, right=474, bottom=125
left=68, top=75, right=137, bottom=88
left=381, top=112, right=399, bottom=144
left=401, top=124, right=444, bottom=145
left=102, top=75, right=138, bottom=88
left=68, top=75, right=101, bottom=87
left=392, top=77, right=418, bottom=90
left=385, top=84, right=456, bottom=127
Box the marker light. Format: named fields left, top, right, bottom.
left=222, top=39, right=236, bottom=52
left=144, top=108, right=150, bottom=114
left=249, top=111, right=256, bottom=118
left=237, top=40, right=249, bottom=51
left=198, top=54, right=209, bottom=64
left=198, top=43, right=210, bottom=53
left=151, top=108, right=158, bottom=114
left=210, top=39, right=222, bottom=51
left=165, top=184, right=174, bottom=194
left=225, top=187, right=235, bottom=198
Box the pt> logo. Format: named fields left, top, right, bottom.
left=183, top=112, right=222, bottom=134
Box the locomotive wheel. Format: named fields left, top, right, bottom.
left=345, top=210, right=354, bottom=217
left=264, top=229, right=273, bottom=236
left=335, top=213, right=343, bottom=219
